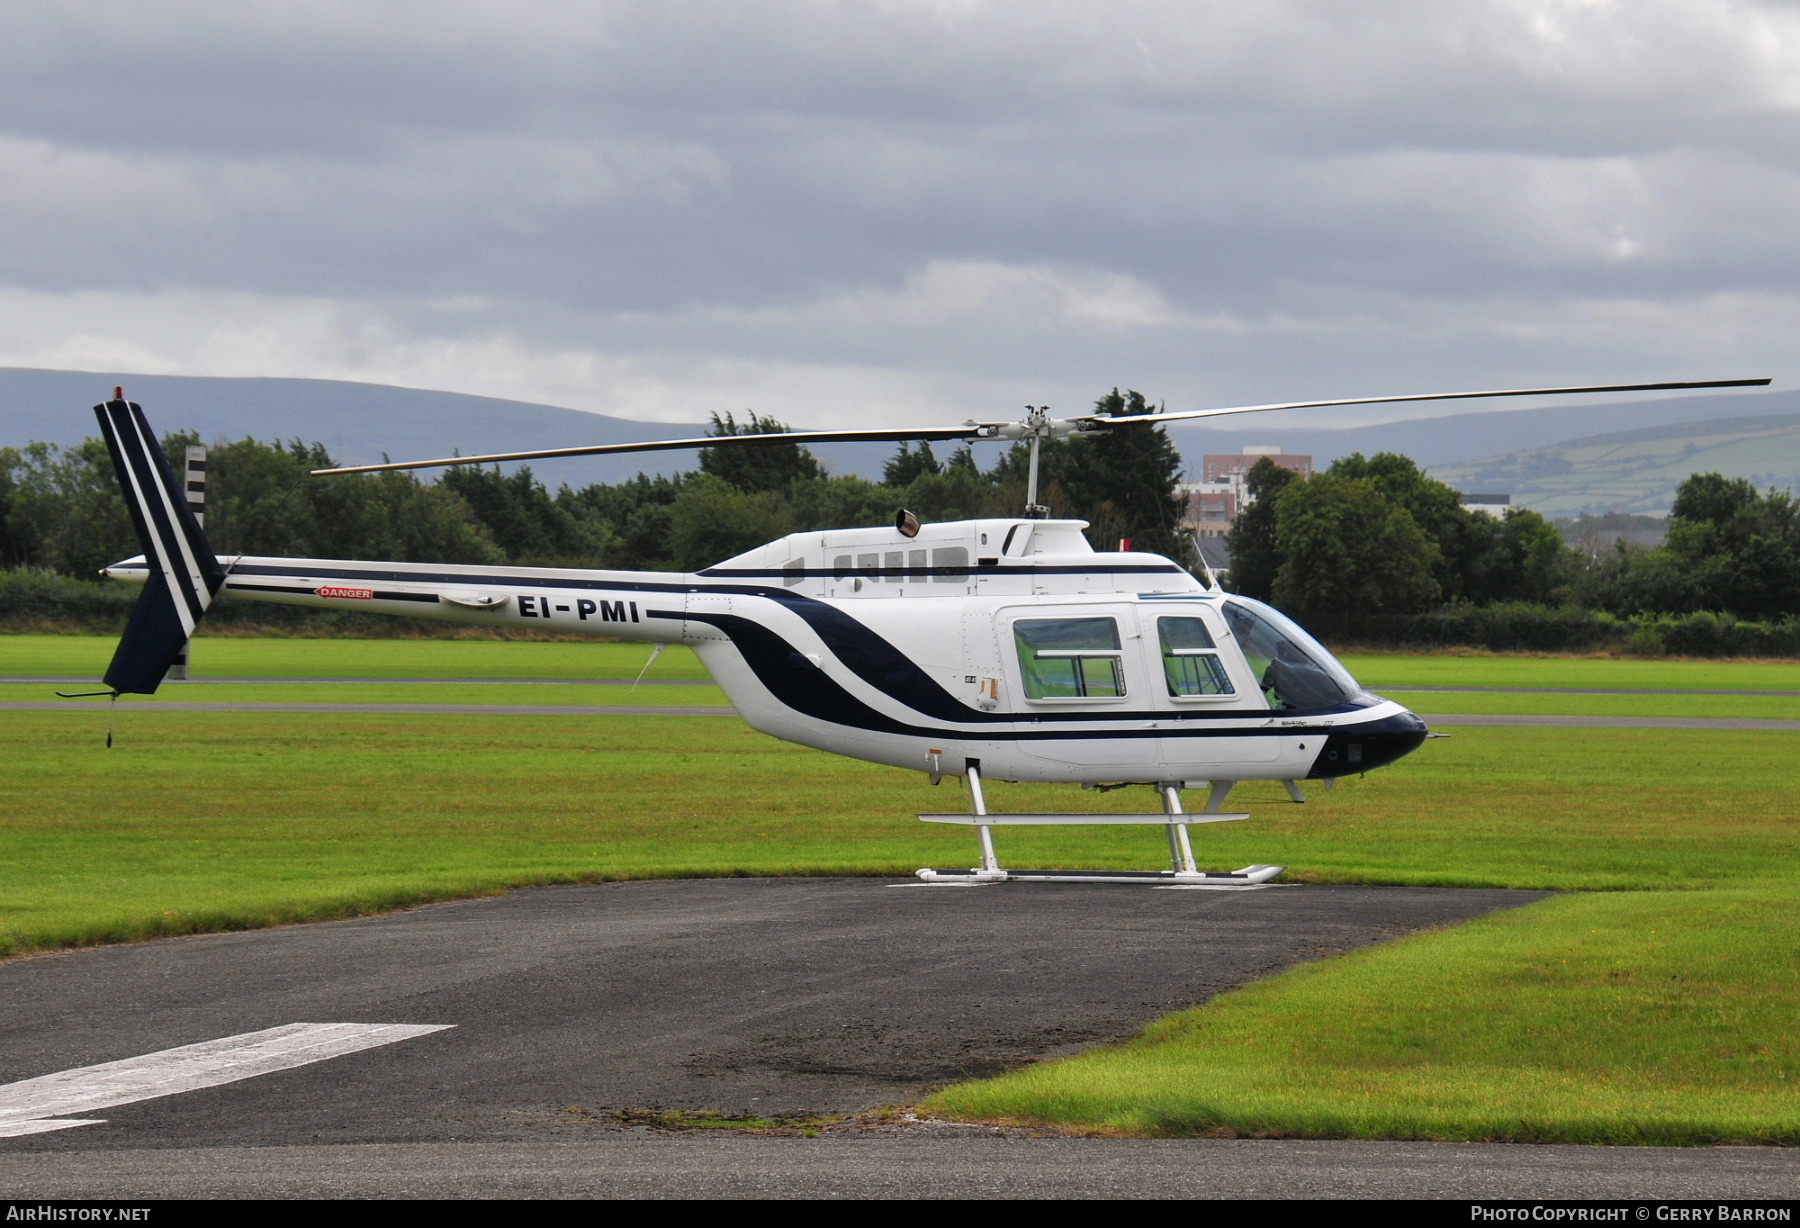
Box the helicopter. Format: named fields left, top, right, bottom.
left=89, top=377, right=1770, bottom=885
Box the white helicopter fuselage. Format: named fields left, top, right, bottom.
left=106, top=516, right=1428, bottom=785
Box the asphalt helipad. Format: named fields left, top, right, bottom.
left=2, top=877, right=1792, bottom=1199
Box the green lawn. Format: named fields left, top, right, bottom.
left=5, top=714, right=1789, bottom=964
left=1403, top=691, right=1800, bottom=719
left=931, top=883, right=1799, bottom=1145
left=0, top=634, right=708, bottom=680
left=3, top=635, right=1797, bottom=1144
left=1340, top=653, right=1800, bottom=692
left=0, top=682, right=732, bottom=707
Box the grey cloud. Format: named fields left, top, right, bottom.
left=0, top=1, right=1792, bottom=427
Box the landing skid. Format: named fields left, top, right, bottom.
left=914, top=864, right=1286, bottom=886
left=913, top=765, right=1286, bottom=888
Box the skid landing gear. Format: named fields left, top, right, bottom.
left=913, top=765, right=1286, bottom=887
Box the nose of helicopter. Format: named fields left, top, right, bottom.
left=1306, top=702, right=1430, bottom=779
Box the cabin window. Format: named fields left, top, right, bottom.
left=833, top=555, right=853, bottom=580
left=783, top=559, right=806, bottom=587
left=857, top=553, right=879, bottom=580
left=908, top=548, right=928, bottom=579
left=1014, top=617, right=1125, bottom=700
left=930, top=546, right=968, bottom=582
left=1158, top=617, right=1234, bottom=697
left=884, top=550, right=904, bottom=581
left=1222, top=598, right=1357, bottom=710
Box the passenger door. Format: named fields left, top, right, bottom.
left=1000, top=604, right=1157, bottom=766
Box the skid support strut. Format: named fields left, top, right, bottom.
left=912, top=770, right=1284, bottom=886
left=967, top=763, right=1003, bottom=882
left=1162, top=783, right=1197, bottom=875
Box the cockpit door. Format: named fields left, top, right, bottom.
left=1138, top=602, right=1283, bottom=771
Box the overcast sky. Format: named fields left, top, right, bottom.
left=0, top=1, right=1793, bottom=429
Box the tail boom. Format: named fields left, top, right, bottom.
left=102, top=554, right=690, bottom=644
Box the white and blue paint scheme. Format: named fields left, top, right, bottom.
left=102, top=508, right=1429, bottom=789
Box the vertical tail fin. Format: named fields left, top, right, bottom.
left=95, top=393, right=225, bottom=694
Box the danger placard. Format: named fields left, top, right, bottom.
left=316, top=585, right=374, bottom=600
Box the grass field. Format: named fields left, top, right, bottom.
left=930, top=883, right=1799, bottom=1145
left=0, top=634, right=710, bottom=680
left=0, top=682, right=733, bottom=706
left=2, top=633, right=1796, bottom=1144
left=1340, top=652, right=1800, bottom=692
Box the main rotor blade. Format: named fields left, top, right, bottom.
left=312, top=376, right=1773, bottom=475
left=311, top=425, right=989, bottom=475
left=1082, top=378, right=1772, bottom=427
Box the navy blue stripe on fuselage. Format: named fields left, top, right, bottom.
left=665, top=607, right=1392, bottom=744
left=685, top=593, right=1384, bottom=727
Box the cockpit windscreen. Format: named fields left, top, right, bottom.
left=1221, top=597, right=1362, bottom=710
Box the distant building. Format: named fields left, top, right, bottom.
left=1201, top=445, right=1313, bottom=489
left=1179, top=488, right=1236, bottom=538
left=1461, top=493, right=1511, bottom=517
left=1177, top=446, right=1314, bottom=538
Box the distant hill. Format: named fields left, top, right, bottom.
left=1167, top=388, right=1800, bottom=474
left=2, top=367, right=1791, bottom=505
left=0, top=368, right=708, bottom=486
left=1429, top=410, right=1800, bottom=515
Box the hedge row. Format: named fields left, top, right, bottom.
left=1341, top=602, right=1800, bottom=657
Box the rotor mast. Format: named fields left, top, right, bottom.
left=1023, top=405, right=1052, bottom=519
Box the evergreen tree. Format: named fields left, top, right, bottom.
left=883, top=441, right=942, bottom=486
left=698, top=412, right=822, bottom=493
left=1048, top=389, right=1192, bottom=563
left=439, top=464, right=608, bottom=565
left=559, top=473, right=686, bottom=571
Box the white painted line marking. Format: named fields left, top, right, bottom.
left=0, top=1118, right=109, bottom=1139
left=0, top=1022, right=452, bottom=1136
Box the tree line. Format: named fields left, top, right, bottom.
left=1226, top=454, right=1799, bottom=630
left=6, top=388, right=1792, bottom=637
